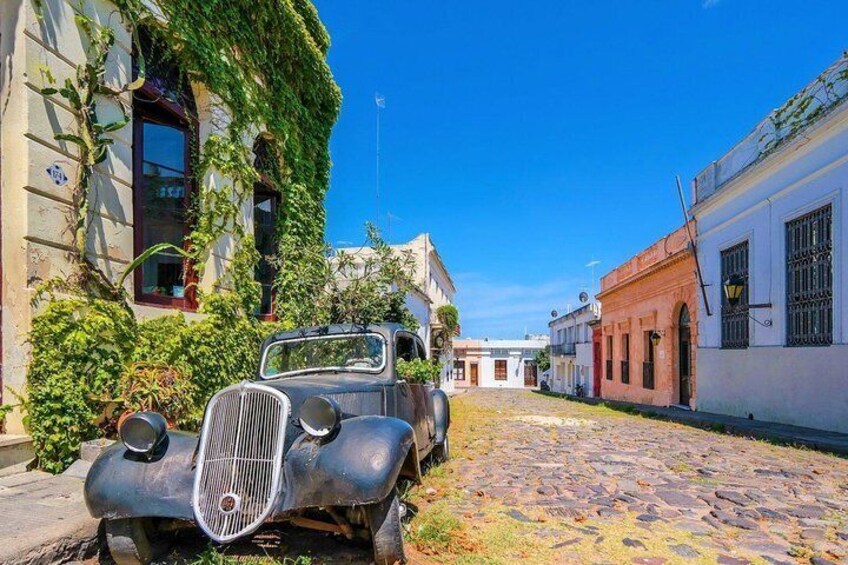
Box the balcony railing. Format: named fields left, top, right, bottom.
left=551, top=343, right=576, bottom=356
left=620, top=360, right=630, bottom=384
left=605, top=359, right=613, bottom=381
left=643, top=362, right=655, bottom=390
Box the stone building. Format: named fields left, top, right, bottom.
left=691, top=54, right=848, bottom=433
left=0, top=0, right=336, bottom=443
left=548, top=302, right=601, bottom=397
left=596, top=224, right=698, bottom=408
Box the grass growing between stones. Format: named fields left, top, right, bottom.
left=404, top=391, right=791, bottom=564
left=190, top=548, right=314, bottom=565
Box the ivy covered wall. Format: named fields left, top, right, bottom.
left=0, top=0, right=340, bottom=469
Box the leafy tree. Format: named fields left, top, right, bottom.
left=280, top=223, right=422, bottom=330
left=535, top=345, right=551, bottom=372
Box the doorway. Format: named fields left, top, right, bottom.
left=678, top=305, right=692, bottom=406
left=470, top=363, right=479, bottom=386
left=523, top=362, right=537, bottom=387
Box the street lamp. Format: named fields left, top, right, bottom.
left=721, top=274, right=773, bottom=327
left=723, top=274, right=746, bottom=307
left=650, top=331, right=662, bottom=347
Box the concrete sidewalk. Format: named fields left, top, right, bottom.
left=0, top=469, right=99, bottom=565
left=543, top=392, right=848, bottom=457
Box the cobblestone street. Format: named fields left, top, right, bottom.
left=405, top=389, right=848, bottom=565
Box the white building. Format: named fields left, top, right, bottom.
left=335, top=233, right=458, bottom=392
left=453, top=338, right=548, bottom=389
left=547, top=303, right=601, bottom=396
left=691, top=53, right=848, bottom=433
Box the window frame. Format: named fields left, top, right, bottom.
left=785, top=204, right=833, bottom=347
left=620, top=333, right=630, bottom=384
left=720, top=240, right=750, bottom=349
left=453, top=360, right=465, bottom=381
left=253, top=183, right=281, bottom=321
left=132, top=81, right=199, bottom=311
left=494, top=359, right=508, bottom=381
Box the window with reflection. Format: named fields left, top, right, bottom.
left=253, top=138, right=281, bottom=319
left=132, top=30, right=197, bottom=308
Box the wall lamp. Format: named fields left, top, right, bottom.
left=649, top=331, right=662, bottom=347
left=722, top=275, right=773, bottom=327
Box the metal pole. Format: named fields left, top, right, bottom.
left=676, top=175, right=712, bottom=316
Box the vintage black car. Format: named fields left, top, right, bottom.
left=85, top=324, right=451, bottom=565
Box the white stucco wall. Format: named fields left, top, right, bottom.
left=472, top=340, right=547, bottom=389
left=548, top=303, right=600, bottom=396
left=693, top=96, right=848, bottom=433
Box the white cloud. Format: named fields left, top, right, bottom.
left=452, top=272, right=586, bottom=340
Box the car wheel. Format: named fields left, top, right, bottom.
left=431, top=434, right=450, bottom=463
left=366, top=487, right=406, bottom=565
left=104, top=518, right=171, bottom=565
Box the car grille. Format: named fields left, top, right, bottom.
left=192, top=382, right=289, bottom=543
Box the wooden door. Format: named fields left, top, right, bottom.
left=523, top=362, right=537, bottom=387
left=678, top=305, right=692, bottom=405
left=470, top=363, right=479, bottom=386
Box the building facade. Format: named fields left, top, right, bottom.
left=691, top=54, right=848, bottom=433
left=453, top=338, right=547, bottom=389
left=547, top=303, right=601, bottom=396
left=0, top=0, right=337, bottom=435
left=596, top=224, right=699, bottom=408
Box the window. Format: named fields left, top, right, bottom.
left=132, top=31, right=197, bottom=309
left=620, top=333, right=630, bottom=384
left=643, top=331, right=655, bottom=389
left=786, top=205, right=833, bottom=346
left=396, top=334, right=420, bottom=364
left=721, top=241, right=749, bottom=348
left=253, top=138, right=281, bottom=319
left=605, top=335, right=613, bottom=380
left=453, top=360, right=465, bottom=380
left=494, top=360, right=508, bottom=381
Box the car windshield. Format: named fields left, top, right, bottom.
left=261, top=333, right=387, bottom=378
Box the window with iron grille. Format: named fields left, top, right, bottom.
left=620, top=334, right=630, bottom=384
left=642, top=331, right=655, bottom=389
left=605, top=335, right=613, bottom=380
left=786, top=205, right=833, bottom=346
left=721, top=241, right=749, bottom=349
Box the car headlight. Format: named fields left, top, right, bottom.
left=299, top=396, right=341, bottom=440
left=120, top=411, right=167, bottom=454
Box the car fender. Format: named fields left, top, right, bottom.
left=85, top=431, right=197, bottom=520
left=430, top=387, right=450, bottom=444
left=280, top=415, right=420, bottom=511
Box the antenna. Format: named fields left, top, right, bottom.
left=375, top=92, right=385, bottom=231
left=676, top=175, right=712, bottom=316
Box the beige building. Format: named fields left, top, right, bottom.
left=0, top=0, right=308, bottom=436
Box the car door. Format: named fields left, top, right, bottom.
left=394, top=332, right=435, bottom=453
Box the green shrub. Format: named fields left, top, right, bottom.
left=397, top=358, right=443, bottom=385
left=26, top=298, right=136, bottom=473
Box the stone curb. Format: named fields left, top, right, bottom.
left=536, top=391, right=848, bottom=457
left=1, top=519, right=100, bottom=565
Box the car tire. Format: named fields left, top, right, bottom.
left=104, top=518, right=170, bottom=565
left=431, top=434, right=450, bottom=463
left=366, top=487, right=406, bottom=565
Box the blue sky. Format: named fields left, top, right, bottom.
left=314, top=0, right=848, bottom=339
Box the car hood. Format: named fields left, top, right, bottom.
left=256, top=373, right=390, bottom=454
left=258, top=373, right=388, bottom=418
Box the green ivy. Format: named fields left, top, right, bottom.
left=26, top=298, right=136, bottom=473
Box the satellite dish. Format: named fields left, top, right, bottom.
left=551, top=310, right=558, bottom=318
left=579, top=291, right=589, bottom=304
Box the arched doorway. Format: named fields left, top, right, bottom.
left=678, top=305, right=692, bottom=406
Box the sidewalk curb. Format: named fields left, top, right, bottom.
left=536, top=391, right=848, bottom=457
left=1, top=519, right=99, bottom=565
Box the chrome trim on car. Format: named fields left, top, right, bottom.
left=192, top=382, right=289, bottom=543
